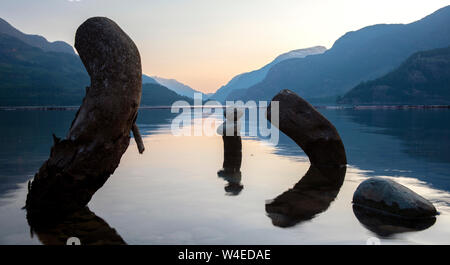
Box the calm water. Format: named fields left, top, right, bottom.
left=0, top=108, right=450, bottom=244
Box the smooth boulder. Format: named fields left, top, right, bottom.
left=353, top=178, right=437, bottom=218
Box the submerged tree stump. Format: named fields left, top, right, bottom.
left=267, top=89, right=347, bottom=167
left=26, top=17, right=143, bottom=217
left=265, top=90, right=347, bottom=226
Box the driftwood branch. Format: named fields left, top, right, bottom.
left=132, top=123, right=145, bottom=154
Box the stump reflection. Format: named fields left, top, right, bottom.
left=27, top=207, right=125, bottom=245
left=266, top=165, right=346, bottom=228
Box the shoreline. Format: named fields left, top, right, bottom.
left=0, top=105, right=449, bottom=111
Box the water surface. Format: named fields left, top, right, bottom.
left=0, top=108, right=449, bottom=244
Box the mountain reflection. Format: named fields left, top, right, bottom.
left=266, top=165, right=346, bottom=228
left=27, top=207, right=125, bottom=245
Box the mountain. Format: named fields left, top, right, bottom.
left=338, top=46, right=450, bottom=105
left=151, top=76, right=206, bottom=99
left=0, top=19, right=195, bottom=107
left=142, top=74, right=159, bottom=84
left=211, top=46, right=326, bottom=102
left=0, top=18, right=75, bottom=55
left=141, top=83, right=193, bottom=106
left=0, top=33, right=89, bottom=106
left=228, top=5, right=450, bottom=102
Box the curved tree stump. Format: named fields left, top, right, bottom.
left=267, top=89, right=347, bottom=167
left=265, top=89, right=347, bottom=227
left=26, top=17, right=143, bottom=217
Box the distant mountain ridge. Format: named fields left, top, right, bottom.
left=142, top=74, right=159, bottom=84
left=0, top=18, right=75, bottom=55
left=141, top=83, right=194, bottom=106
left=211, top=46, right=326, bottom=102
left=151, top=76, right=206, bottom=99
left=0, top=18, right=193, bottom=106
left=0, top=33, right=89, bottom=106
left=338, top=46, right=450, bottom=105
left=228, top=5, right=450, bottom=102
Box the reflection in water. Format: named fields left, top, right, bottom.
left=266, top=165, right=346, bottom=228
left=217, top=135, right=243, bottom=196
left=1, top=109, right=450, bottom=244
left=341, top=109, right=450, bottom=191
left=27, top=207, right=125, bottom=245
left=352, top=205, right=436, bottom=238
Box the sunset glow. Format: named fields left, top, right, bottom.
left=1, top=0, right=449, bottom=93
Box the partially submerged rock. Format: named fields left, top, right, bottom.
left=353, top=178, right=437, bottom=219
left=26, top=17, right=143, bottom=216
left=267, top=89, right=347, bottom=167
left=353, top=204, right=436, bottom=237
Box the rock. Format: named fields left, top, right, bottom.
left=353, top=178, right=437, bottom=219
left=267, top=89, right=347, bottom=167
left=353, top=204, right=436, bottom=237
left=26, top=17, right=142, bottom=216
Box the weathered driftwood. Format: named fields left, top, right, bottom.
left=217, top=107, right=243, bottom=172
left=265, top=89, right=347, bottom=227
left=266, top=165, right=346, bottom=227
left=216, top=107, right=244, bottom=195
left=267, top=89, right=347, bottom=167
left=26, top=17, right=143, bottom=216
left=132, top=123, right=145, bottom=154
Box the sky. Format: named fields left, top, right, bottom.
left=1, top=0, right=449, bottom=93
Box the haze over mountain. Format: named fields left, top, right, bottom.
left=338, top=46, right=450, bottom=105
left=151, top=76, right=207, bottom=99
left=0, top=32, right=89, bottom=106
left=141, top=83, right=194, bottom=106
left=211, top=46, right=326, bottom=102
left=0, top=18, right=193, bottom=107
left=0, top=18, right=75, bottom=55
left=142, top=74, right=159, bottom=85
left=227, top=5, right=450, bottom=103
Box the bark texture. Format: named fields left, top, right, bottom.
left=267, top=89, right=347, bottom=167
left=26, top=17, right=142, bottom=216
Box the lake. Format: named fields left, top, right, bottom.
left=0, top=108, right=450, bottom=244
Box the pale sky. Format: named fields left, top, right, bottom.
left=1, top=0, right=449, bottom=93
